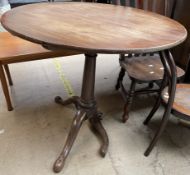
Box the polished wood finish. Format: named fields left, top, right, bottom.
left=162, top=84, right=190, bottom=117
left=53, top=54, right=109, bottom=172
left=0, top=32, right=80, bottom=111
left=0, top=32, right=80, bottom=64
left=144, top=83, right=190, bottom=154
left=112, top=0, right=187, bottom=156
left=1, top=2, right=187, bottom=172
left=0, top=64, right=13, bottom=111
left=1, top=2, right=187, bottom=54
left=120, top=54, right=185, bottom=123
left=53, top=110, right=87, bottom=172
left=4, top=64, right=13, bottom=86
left=122, top=55, right=185, bottom=82
left=122, top=79, right=136, bottom=122
left=143, top=50, right=178, bottom=156
left=115, top=0, right=184, bottom=123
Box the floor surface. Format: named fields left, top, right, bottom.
left=0, top=54, right=190, bottom=175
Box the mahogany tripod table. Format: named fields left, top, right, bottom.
left=1, top=2, right=187, bottom=173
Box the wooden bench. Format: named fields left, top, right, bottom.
left=0, top=32, right=80, bottom=111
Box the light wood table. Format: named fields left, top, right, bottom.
left=1, top=2, right=187, bottom=173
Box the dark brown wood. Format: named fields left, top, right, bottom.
left=55, top=96, right=81, bottom=109
left=184, top=56, right=190, bottom=82
left=53, top=110, right=87, bottom=173
left=4, top=64, right=13, bottom=86
left=122, top=55, right=185, bottom=82
left=0, top=64, right=13, bottom=111
left=154, top=0, right=165, bottom=15
left=1, top=2, right=187, bottom=172
left=53, top=54, right=109, bottom=172
left=122, top=79, right=136, bottom=122
left=1, top=2, right=187, bottom=54
left=147, top=0, right=153, bottom=11
left=144, top=50, right=177, bottom=156
left=115, top=67, right=125, bottom=90
left=89, top=115, right=109, bottom=157
left=81, top=54, right=97, bottom=103
left=171, top=0, right=190, bottom=71
left=143, top=70, right=168, bottom=125
left=144, top=82, right=190, bottom=155
left=115, top=0, right=185, bottom=124
left=162, top=84, right=190, bottom=117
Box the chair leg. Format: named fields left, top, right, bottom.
left=143, top=75, right=168, bottom=125
left=0, top=64, right=13, bottom=111
left=4, top=64, right=13, bottom=86
left=144, top=50, right=176, bottom=156
left=122, top=79, right=136, bottom=123
left=143, top=96, right=162, bottom=125
left=115, top=67, right=125, bottom=90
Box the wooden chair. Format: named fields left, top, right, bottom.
left=114, top=0, right=185, bottom=122
left=145, top=84, right=190, bottom=122
left=142, top=83, right=190, bottom=154
left=162, top=84, right=190, bottom=120
left=0, top=32, right=80, bottom=111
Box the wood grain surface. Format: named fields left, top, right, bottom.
left=122, top=55, right=185, bottom=81
left=162, top=84, right=190, bottom=117
left=1, top=2, right=187, bottom=53
left=0, top=32, right=80, bottom=64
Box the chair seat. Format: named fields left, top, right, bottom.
left=162, top=84, right=190, bottom=118
left=121, top=55, right=185, bottom=82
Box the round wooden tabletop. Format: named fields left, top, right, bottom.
left=1, top=2, right=187, bottom=54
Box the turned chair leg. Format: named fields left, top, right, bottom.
left=0, top=64, right=13, bottom=111
left=122, top=79, right=136, bottom=123
left=115, top=67, right=125, bottom=90
left=4, top=64, right=13, bottom=86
